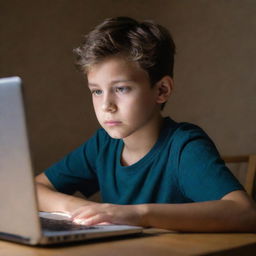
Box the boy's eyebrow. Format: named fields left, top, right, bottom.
left=110, top=79, right=134, bottom=84
left=88, top=83, right=99, bottom=88
left=88, top=79, right=134, bottom=88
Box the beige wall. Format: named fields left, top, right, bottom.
left=1, top=0, right=256, bottom=175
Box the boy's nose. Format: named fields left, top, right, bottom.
left=102, top=100, right=117, bottom=113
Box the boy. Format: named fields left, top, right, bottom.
left=36, top=16, right=256, bottom=232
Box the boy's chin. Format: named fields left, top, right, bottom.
left=103, top=129, right=126, bottom=139
left=106, top=132, right=123, bottom=139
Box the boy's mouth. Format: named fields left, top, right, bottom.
left=104, top=120, right=122, bottom=126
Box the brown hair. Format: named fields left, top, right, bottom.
left=73, top=16, right=176, bottom=86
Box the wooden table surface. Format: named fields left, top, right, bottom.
left=1, top=229, right=256, bottom=256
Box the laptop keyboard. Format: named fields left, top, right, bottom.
left=40, top=217, right=100, bottom=231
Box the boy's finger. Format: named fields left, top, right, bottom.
left=71, top=206, right=90, bottom=218
left=80, top=215, right=106, bottom=226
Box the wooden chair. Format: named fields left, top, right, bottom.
left=222, top=155, right=256, bottom=198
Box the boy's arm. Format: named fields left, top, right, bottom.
left=70, top=190, right=256, bottom=232
left=142, top=190, right=256, bottom=232
left=35, top=173, right=96, bottom=214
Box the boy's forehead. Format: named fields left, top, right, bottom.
left=87, top=57, right=149, bottom=84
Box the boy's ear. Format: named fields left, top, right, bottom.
left=155, top=76, right=173, bottom=104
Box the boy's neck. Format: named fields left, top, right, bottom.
left=121, top=114, right=164, bottom=166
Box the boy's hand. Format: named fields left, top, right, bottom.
left=71, top=203, right=148, bottom=226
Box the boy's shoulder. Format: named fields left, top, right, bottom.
left=176, top=122, right=207, bottom=136
left=165, top=117, right=210, bottom=143
left=166, top=116, right=206, bottom=133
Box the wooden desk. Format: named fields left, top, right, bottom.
left=1, top=229, right=256, bottom=256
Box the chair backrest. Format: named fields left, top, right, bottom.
left=222, top=155, right=256, bottom=199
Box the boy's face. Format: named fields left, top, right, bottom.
left=87, top=56, right=162, bottom=139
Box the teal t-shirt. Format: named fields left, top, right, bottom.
left=44, top=117, right=243, bottom=204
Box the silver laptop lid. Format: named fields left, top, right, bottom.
left=0, top=77, right=41, bottom=244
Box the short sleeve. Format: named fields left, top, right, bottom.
left=44, top=129, right=108, bottom=197
left=176, top=124, right=244, bottom=202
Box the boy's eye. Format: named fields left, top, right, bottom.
left=91, top=89, right=103, bottom=96
left=115, top=87, right=130, bottom=93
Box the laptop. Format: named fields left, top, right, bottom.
left=0, top=76, right=143, bottom=245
